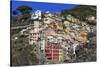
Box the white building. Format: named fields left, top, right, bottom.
left=31, top=10, right=42, bottom=20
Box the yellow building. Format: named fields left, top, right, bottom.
left=78, top=31, right=88, bottom=43
left=59, top=49, right=64, bottom=61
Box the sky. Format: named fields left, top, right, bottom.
left=10, top=0, right=79, bottom=14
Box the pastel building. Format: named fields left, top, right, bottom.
left=29, top=21, right=40, bottom=45
left=29, top=29, right=40, bottom=45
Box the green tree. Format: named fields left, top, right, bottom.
left=16, top=5, right=33, bottom=22
left=17, top=5, right=32, bottom=15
